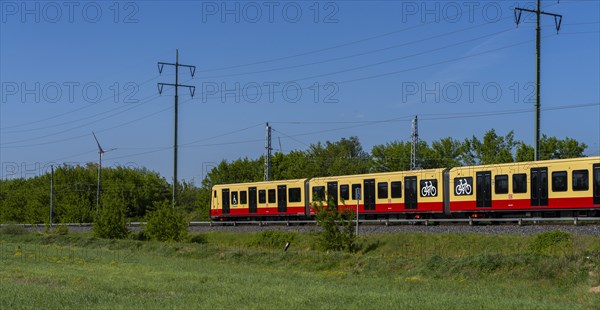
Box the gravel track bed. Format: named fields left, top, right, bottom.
left=21, top=223, right=600, bottom=236
left=187, top=224, right=600, bottom=236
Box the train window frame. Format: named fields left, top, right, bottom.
left=572, top=170, right=589, bottom=191
left=351, top=184, right=361, bottom=200
left=377, top=182, right=388, bottom=199
left=512, top=174, right=527, bottom=194
left=231, top=191, right=238, bottom=205
left=340, top=184, right=350, bottom=201
left=312, top=186, right=325, bottom=201
left=552, top=171, right=568, bottom=192
left=289, top=187, right=302, bottom=203
left=258, top=190, right=266, bottom=204
left=495, top=175, right=509, bottom=194
left=240, top=191, right=247, bottom=204
left=268, top=189, right=276, bottom=203
left=391, top=181, right=402, bottom=198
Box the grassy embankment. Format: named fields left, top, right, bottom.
left=1, top=227, right=599, bottom=309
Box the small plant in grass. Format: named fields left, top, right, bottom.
left=189, top=234, right=207, bottom=244
left=252, top=231, right=296, bottom=248
left=0, top=223, right=27, bottom=235
left=311, top=193, right=357, bottom=253
left=529, top=230, right=573, bottom=255
left=144, top=200, right=188, bottom=242
left=45, top=225, right=69, bottom=236
left=529, top=230, right=573, bottom=254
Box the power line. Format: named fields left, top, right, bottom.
left=0, top=75, right=165, bottom=131
left=0, top=93, right=164, bottom=147
left=202, top=21, right=511, bottom=80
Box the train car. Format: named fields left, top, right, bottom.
left=447, top=156, right=600, bottom=217
left=210, top=179, right=310, bottom=220
left=309, top=168, right=447, bottom=219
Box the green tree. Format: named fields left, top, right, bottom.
left=429, top=137, right=467, bottom=168
left=371, top=141, right=412, bottom=172
left=516, top=135, right=587, bottom=162
left=464, top=129, right=517, bottom=165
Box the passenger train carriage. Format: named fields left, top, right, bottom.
left=210, top=157, right=600, bottom=220
left=210, top=179, right=309, bottom=219
left=308, top=168, right=446, bottom=217
left=448, top=157, right=600, bottom=217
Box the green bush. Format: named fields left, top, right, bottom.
left=130, top=230, right=149, bottom=241
left=144, top=200, right=188, bottom=242
left=252, top=231, right=296, bottom=248
left=0, top=224, right=27, bottom=235
left=529, top=230, right=573, bottom=255
left=312, top=196, right=357, bottom=253
left=46, top=225, right=69, bottom=236
left=93, top=193, right=129, bottom=239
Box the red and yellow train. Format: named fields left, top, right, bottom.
left=210, top=156, right=600, bottom=220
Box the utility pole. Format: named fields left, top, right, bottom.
left=411, top=115, right=418, bottom=170
left=50, top=165, right=54, bottom=226
left=264, top=122, right=272, bottom=181
left=515, top=1, right=562, bottom=161
left=158, top=49, right=196, bottom=207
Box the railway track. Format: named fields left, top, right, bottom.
left=3, top=217, right=600, bottom=235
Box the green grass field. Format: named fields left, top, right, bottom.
left=1, top=229, right=599, bottom=309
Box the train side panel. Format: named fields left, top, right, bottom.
left=211, top=179, right=309, bottom=220
left=308, top=169, right=446, bottom=217
left=448, top=157, right=600, bottom=216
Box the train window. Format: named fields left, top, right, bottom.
left=240, top=191, right=247, bottom=204
left=391, top=181, right=402, bottom=198
left=454, top=177, right=473, bottom=196
left=289, top=188, right=302, bottom=203
left=340, top=185, right=349, bottom=201
left=268, top=189, right=276, bottom=203
left=231, top=191, right=238, bottom=205
left=495, top=175, right=509, bottom=194
left=312, top=186, right=325, bottom=201
left=351, top=184, right=361, bottom=200
left=259, top=190, right=266, bottom=204
left=513, top=174, right=527, bottom=193
left=420, top=179, right=438, bottom=197
left=552, top=171, right=568, bottom=192
left=573, top=170, right=589, bottom=191
left=378, top=182, right=388, bottom=199
left=213, top=190, right=217, bottom=198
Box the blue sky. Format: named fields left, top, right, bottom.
left=1, top=0, right=599, bottom=184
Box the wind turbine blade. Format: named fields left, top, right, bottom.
left=92, top=131, right=105, bottom=153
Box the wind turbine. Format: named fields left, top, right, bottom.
left=92, top=132, right=116, bottom=211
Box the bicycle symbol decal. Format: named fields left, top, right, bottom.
left=421, top=181, right=437, bottom=197
left=455, top=178, right=472, bottom=195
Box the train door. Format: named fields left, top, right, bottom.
left=476, top=171, right=492, bottom=208
left=363, top=179, right=376, bottom=211
left=249, top=187, right=257, bottom=213
left=327, top=182, right=338, bottom=210
left=404, top=176, right=417, bottom=209
left=531, top=167, right=548, bottom=206
left=277, top=185, right=287, bottom=213
left=222, top=189, right=230, bottom=215
left=593, top=164, right=600, bottom=205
